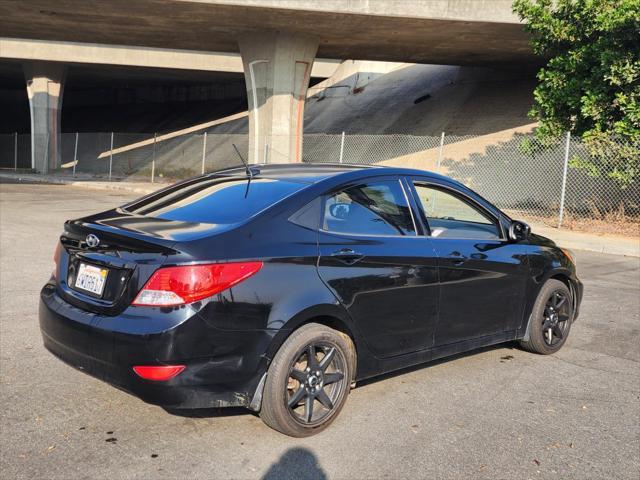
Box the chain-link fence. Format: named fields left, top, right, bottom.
left=1, top=131, right=638, bottom=235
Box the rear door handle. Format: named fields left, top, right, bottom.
left=331, top=248, right=364, bottom=265
left=445, top=251, right=468, bottom=265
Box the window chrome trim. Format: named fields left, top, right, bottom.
left=318, top=230, right=426, bottom=239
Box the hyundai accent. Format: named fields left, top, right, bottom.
left=40, top=164, right=582, bottom=436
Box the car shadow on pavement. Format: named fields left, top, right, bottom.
left=163, top=406, right=256, bottom=418
left=261, top=447, right=327, bottom=480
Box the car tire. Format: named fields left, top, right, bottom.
left=260, top=323, right=356, bottom=437
left=520, top=279, right=574, bottom=355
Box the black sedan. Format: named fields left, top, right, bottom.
left=40, top=164, right=583, bottom=437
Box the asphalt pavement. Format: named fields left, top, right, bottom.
left=1, top=181, right=638, bottom=480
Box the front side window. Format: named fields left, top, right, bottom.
left=413, top=183, right=501, bottom=240
left=323, top=180, right=415, bottom=236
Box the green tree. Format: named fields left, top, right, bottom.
left=513, top=0, right=640, bottom=186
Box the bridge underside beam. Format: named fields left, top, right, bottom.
left=0, top=1, right=536, bottom=67
left=0, top=38, right=339, bottom=78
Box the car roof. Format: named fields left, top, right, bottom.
left=213, top=163, right=456, bottom=185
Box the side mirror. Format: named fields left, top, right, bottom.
left=509, top=220, right=531, bottom=241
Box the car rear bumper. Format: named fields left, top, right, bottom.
left=39, top=283, right=275, bottom=409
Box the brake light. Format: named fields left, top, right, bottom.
left=132, top=262, right=263, bottom=306
left=53, top=242, right=62, bottom=279
left=133, top=365, right=185, bottom=381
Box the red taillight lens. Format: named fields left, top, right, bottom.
left=133, top=365, right=185, bottom=381
left=53, top=242, right=62, bottom=279
left=132, top=262, right=263, bottom=307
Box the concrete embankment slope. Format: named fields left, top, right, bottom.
left=210, top=60, right=536, bottom=137
left=303, top=61, right=536, bottom=136
left=209, top=59, right=539, bottom=173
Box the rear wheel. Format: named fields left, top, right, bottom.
left=520, top=279, right=573, bottom=354
left=260, top=323, right=355, bottom=437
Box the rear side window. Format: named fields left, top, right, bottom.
left=124, top=177, right=306, bottom=224
left=322, top=180, right=415, bottom=236
left=413, top=183, right=501, bottom=240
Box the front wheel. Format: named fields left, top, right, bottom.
left=260, top=323, right=355, bottom=437
left=520, top=279, right=574, bottom=354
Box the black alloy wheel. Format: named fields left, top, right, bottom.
left=542, top=290, right=571, bottom=346
left=260, top=323, right=355, bottom=437
left=520, top=279, right=574, bottom=355
left=286, top=343, right=347, bottom=425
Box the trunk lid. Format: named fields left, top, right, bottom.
left=56, top=209, right=221, bottom=316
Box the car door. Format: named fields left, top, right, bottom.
left=316, top=176, right=439, bottom=359
left=408, top=178, right=528, bottom=346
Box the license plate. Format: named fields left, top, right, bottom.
left=75, top=263, right=109, bottom=296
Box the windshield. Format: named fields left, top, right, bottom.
left=123, top=176, right=307, bottom=225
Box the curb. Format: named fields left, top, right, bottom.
left=0, top=173, right=166, bottom=195
left=67, top=181, right=163, bottom=195
left=533, top=225, right=640, bottom=258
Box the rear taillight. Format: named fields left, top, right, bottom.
left=53, top=242, right=62, bottom=279
left=133, top=365, right=185, bottom=381
left=132, top=262, right=263, bottom=307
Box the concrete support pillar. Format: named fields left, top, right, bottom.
left=24, top=62, right=66, bottom=173
left=238, top=32, right=318, bottom=164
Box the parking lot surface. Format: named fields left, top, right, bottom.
left=1, top=181, right=639, bottom=480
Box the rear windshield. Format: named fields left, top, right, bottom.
left=124, top=176, right=307, bottom=224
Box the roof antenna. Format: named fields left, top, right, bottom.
left=232, top=143, right=253, bottom=179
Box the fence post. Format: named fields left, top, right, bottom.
left=558, top=131, right=571, bottom=228
left=108, top=132, right=114, bottom=180
left=14, top=132, right=18, bottom=171
left=201, top=132, right=207, bottom=174
left=43, top=132, right=49, bottom=174
left=72, top=132, right=78, bottom=177
left=151, top=133, right=157, bottom=183
left=437, top=132, right=445, bottom=172
left=339, top=131, right=345, bottom=163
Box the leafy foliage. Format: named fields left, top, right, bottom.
left=513, top=0, right=640, bottom=186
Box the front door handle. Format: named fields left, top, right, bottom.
left=445, top=251, right=468, bottom=265
left=331, top=248, right=364, bottom=265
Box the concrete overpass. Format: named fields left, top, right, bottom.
left=0, top=0, right=533, bottom=170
